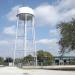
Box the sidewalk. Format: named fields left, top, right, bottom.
left=0, top=66, right=75, bottom=75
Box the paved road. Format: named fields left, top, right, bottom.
left=0, top=67, right=75, bottom=75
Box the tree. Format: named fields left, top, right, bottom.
left=57, top=19, right=75, bottom=54
left=4, top=57, right=13, bottom=63
left=37, top=50, right=53, bottom=66
left=4, top=57, right=13, bottom=66
left=15, top=58, right=22, bottom=64
left=0, top=57, right=4, bottom=65
left=22, top=55, right=34, bottom=65
left=23, top=55, right=34, bottom=62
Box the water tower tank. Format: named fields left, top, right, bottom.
left=17, top=7, right=34, bottom=21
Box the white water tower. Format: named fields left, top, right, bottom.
left=13, top=7, right=37, bottom=66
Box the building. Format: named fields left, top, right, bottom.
left=53, top=56, right=75, bottom=65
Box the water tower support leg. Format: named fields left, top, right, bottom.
left=32, top=17, right=37, bottom=66
left=24, top=14, right=27, bottom=57
left=13, top=17, right=19, bottom=66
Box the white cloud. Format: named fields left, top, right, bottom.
left=6, top=5, right=20, bottom=21
left=57, top=0, right=75, bottom=11
left=49, top=29, right=59, bottom=37
left=6, top=0, right=75, bottom=26
left=49, top=29, right=57, bottom=34
left=0, top=40, right=9, bottom=45
left=36, top=38, right=58, bottom=46
left=3, top=26, right=16, bottom=35
left=61, top=9, right=75, bottom=22
left=34, top=4, right=59, bottom=26
left=49, top=29, right=60, bottom=38
left=36, top=38, right=60, bottom=55
left=34, top=0, right=75, bottom=26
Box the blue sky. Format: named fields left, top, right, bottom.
left=0, top=0, right=75, bottom=58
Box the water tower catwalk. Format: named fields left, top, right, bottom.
left=13, top=7, right=37, bottom=66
